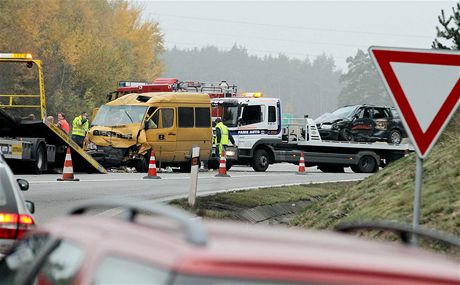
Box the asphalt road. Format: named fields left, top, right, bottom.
left=16, top=164, right=372, bottom=224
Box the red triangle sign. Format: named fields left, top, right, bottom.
left=369, top=46, right=460, bottom=158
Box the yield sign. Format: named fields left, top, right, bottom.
left=369, top=46, right=460, bottom=158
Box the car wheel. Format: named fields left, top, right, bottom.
left=252, top=149, right=269, bottom=172
left=388, top=129, right=402, bottom=144
left=340, top=128, right=353, bottom=141
left=30, top=144, right=46, bottom=174
left=356, top=155, right=378, bottom=173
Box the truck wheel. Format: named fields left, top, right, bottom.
left=388, top=129, right=402, bottom=144
left=318, top=165, right=345, bottom=173
left=350, top=165, right=361, bottom=173
left=356, top=155, right=378, bottom=173
left=252, top=149, right=269, bottom=172
left=30, top=144, right=46, bottom=174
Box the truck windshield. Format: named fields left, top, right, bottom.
left=222, top=105, right=239, bottom=127
left=92, top=105, right=148, bottom=126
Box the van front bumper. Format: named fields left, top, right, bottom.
left=88, top=146, right=128, bottom=167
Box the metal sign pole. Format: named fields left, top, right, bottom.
left=411, top=155, right=423, bottom=245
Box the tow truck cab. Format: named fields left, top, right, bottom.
left=211, top=95, right=282, bottom=166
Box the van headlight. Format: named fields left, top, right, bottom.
left=226, top=150, right=236, bottom=157
left=87, top=142, right=98, bottom=150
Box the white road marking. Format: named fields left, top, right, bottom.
left=28, top=173, right=282, bottom=184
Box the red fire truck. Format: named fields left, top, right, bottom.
left=107, top=78, right=236, bottom=101
left=106, top=78, right=237, bottom=118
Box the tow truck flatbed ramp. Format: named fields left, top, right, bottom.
left=0, top=109, right=106, bottom=174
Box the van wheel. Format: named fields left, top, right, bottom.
left=179, top=161, right=191, bottom=173
left=356, top=155, right=378, bottom=173
left=135, top=155, right=149, bottom=173
left=30, top=144, right=46, bottom=174
left=252, top=149, right=269, bottom=172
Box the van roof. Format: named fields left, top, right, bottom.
left=107, top=92, right=211, bottom=106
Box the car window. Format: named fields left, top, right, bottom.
left=332, top=105, right=358, bottom=119
left=373, top=108, right=389, bottom=119
left=91, top=255, right=170, bottom=285
left=356, top=107, right=371, bottom=119
left=0, top=172, right=7, bottom=206
left=173, top=274, right=312, bottom=285
left=35, top=240, right=84, bottom=285
left=0, top=234, right=50, bottom=284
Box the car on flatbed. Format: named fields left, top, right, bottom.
left=0, top=155, right=35, bottom=255
left=0, top=200, right=458, bottom=285
left=315, top=104, right=407, bottom=144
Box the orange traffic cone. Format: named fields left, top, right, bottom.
left=143, top=150, right=161, bottom=179
left=57, top=148, right=79, bottom=181
left=215, top=150, right=230, bottom=177
left=297, top=151, right=307, bottom=175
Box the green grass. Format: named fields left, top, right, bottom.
left=290, top=120, right=460, bottom=236
left=170, top=182, right=355, bottom=219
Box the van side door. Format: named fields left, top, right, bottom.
left=145, top=107, right=177, bottom=162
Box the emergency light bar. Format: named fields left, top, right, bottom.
left=0, top=53, right=33, bottom=59
left=242, top=92, right=263, bottom=98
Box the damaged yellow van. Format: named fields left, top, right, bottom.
left=85, top=92, right=212, bottom=172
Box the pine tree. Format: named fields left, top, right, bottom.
left=432, top=2, right=460, bottom=50
left=337, top=50, right=391, bottom=107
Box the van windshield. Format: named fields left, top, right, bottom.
left=92, top=105, right=148, bottom=126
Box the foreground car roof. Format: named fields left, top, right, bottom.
left=42, top=216, right=460, bottom=284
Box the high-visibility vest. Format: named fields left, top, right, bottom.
left=72, top=115, right=89, bottom=137
left=216, top=122, right=229, bottom=145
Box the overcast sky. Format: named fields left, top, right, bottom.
left=139, top=1, right=457, bottom=71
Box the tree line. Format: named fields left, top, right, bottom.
left=163, top=45, right=341, bottom=118
left=0, top=0, right=164, bottom=119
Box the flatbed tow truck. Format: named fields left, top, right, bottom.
left=211, top=94, right=413, bottom=173
left=0, top=53, right=106, bottom=174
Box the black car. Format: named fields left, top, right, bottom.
left=315, top=105, right=406, bottom=144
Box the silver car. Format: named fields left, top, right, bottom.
left=0, top=155, right=35, bottom=255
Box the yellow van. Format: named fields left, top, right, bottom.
left=85, top=92, right=212, bottom=172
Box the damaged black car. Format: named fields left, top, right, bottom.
left=315, top=105, right=407, bottom=144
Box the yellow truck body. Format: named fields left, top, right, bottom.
left=86, top=92, right=212, bottom=172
